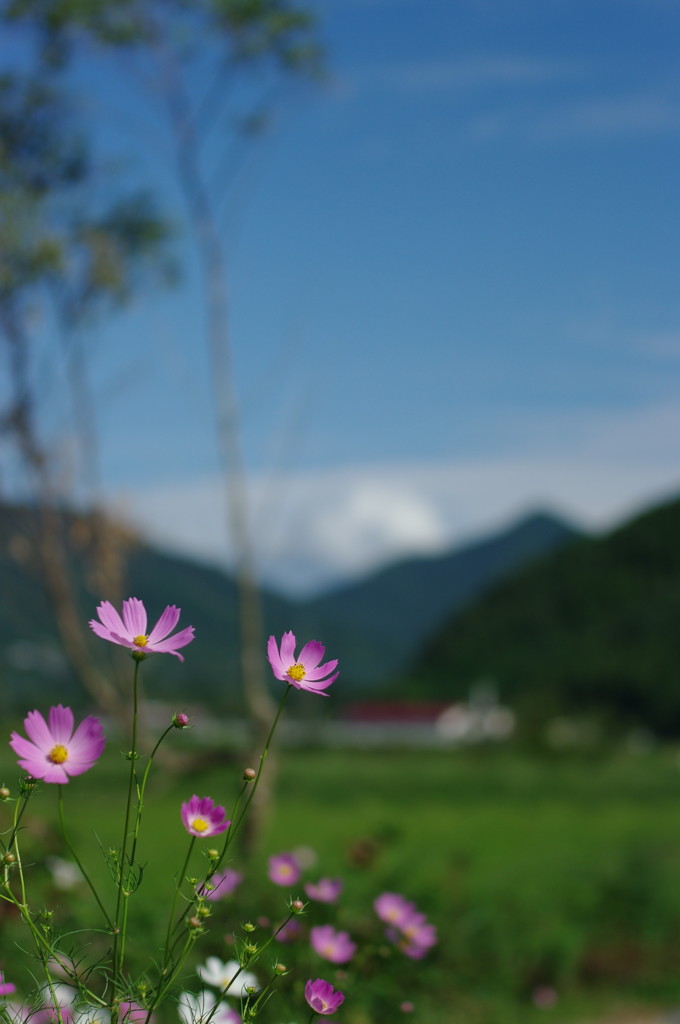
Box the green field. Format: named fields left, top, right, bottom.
left=3, top=740, right=680, bottom=1024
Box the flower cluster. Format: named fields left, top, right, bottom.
left=1, top=597, right=441, bottom=1022
left=374, top=891, right=438, bottom=959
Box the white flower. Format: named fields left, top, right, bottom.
left=71, top=1008, right=110, bottom=1024
left=178, top=991, right=240, bottom=1024
left=196, top=958, right=259, bottom=998
left=46, top=856, right=81, bottom=891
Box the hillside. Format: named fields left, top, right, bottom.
left=411, top=494, right=680, bottom=734
left=280, top=511, right=581, bottom=688
left=0, top=501, right=579, bottom=709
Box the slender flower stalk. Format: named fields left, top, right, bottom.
left=57, top=788, right=112, bottom=928
left=112, top=658, right=141, bottom=994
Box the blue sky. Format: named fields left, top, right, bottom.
left=4, top=0, right=680, bottom=592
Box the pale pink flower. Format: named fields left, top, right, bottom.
left=273, top=918, right=302, bottom=943
left=9, top=706, right=105, bottom=784
left=0, top=971, right=15, bottom=996
left=310, top=924, right=356, bottom=964
left=199, top=868, right=242, bottom=901
left=267, top=851, right=301, bottom=886
left=397, top=912, right=438, bottom=959
left=304, top=877, right=343, bottom=904
left=267, top=632, right=338, bottom=696
left=374, top=892, right=416, bottom=928
left=181, top=796, right=230, bottom=838
left=304, top=979, right=344, bottom=1016
left=89, top=597, right=194, bottom=661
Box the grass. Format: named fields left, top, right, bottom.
left=2, top=739, right=680, bottom=1023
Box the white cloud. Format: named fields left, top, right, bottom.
left=114, top=400, right=680, bottom=595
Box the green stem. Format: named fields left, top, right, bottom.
left=172, top=686, right=293, bottom=939
left=57, top=787, right=113, bottom=928
left=112, top=656, right=142, bottom=994
left=161, top=836, right=195, bottom=968
left=225, top=684, right=292, bottom=846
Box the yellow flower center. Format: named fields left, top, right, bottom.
left=192, top=817, right=209, bottom=833
left=133, top=634, right=149, bottom=648
left=286, top=663, right=306, bottom=682
left=48, top=744, right=69, bottom=764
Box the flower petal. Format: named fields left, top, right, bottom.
left=94, top=600, right=128, bottom=637
left=122, top=598, right=147, bottom=637
left=298, top=640, right=325, bottom=671
left=279, top=631, right=297, bottom=667
left=23, top=710, right=53, bottom=750
left=266, top=635, right=287, bottom=679
left=89, top=620, right=122, bottom=643
left=67, top=716, right=105, bottom=763
left=149, top=625, right=195, bottom=657
left=48, top=705, right=74, bottom=745
left=147, top=605, right=181, bottom=645
left=304, top=659, right=338, bottom=681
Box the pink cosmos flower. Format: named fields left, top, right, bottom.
left=89, top=597, right=195, bottom=661
left=304, top=877, right=343, bottom=904
left=304, top=979, right=345, bottom=1016
left=267, top=632, right=338, bottom=696
left=397, top=911, right=438, bottom=959
left=273, top=917, right=302, bottom=943
left=375, top=892, right=437, bottom=959
left=267, top=851, right=301, bottom=886
left=181, top=796, right=230, bottom=838
left=374, top=892, right=416, bottom=928
left=199, top=868, right=243, bottom=901
left=0, top=971, right=15, bottom=996
left=9, top=706, right=105, bottom=785
left=310, top=924, right=356, bottom=964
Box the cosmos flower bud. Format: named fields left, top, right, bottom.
left=0, top=787, right=10, bottom=800
left=290, top=899, right=305, bottom=914
left=173, top=712, right=190, bottom=729
left=243, top=768, right=256, bottom=782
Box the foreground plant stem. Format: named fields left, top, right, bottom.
left=57, top=787, right=112, bottom=928
left=112, top=656, right=142, bottom=996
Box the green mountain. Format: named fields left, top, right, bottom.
left=0, top=501, right=579, bottom=709
left=279, top=511, right=581, bottom=689
left=411, top=493, right=680, bottom=734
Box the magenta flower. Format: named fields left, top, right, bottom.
left=267, top=851, right=301, bottom=886
left=304, top=979, right=344, bottom=1016
left=199, top=868, right=243, bottom=901
left=273, top=917, right=302, bottom=943
left=310, top=924, right=356, bottom=964
left=397, top=911, right=438, bottom=959
left=9, top=706, right=105, bottom=785
left=267, top=632, right=338, bottom=696
left=304, top=877, right=343, bottom=904
left=89, top=597, right=195, bottom=661
left=374, top=892, right=416, bottom=927
left=181, top=796, right=230, bottom=838
left=375, top=892, right=437, bottom=959
left=0, top=971, right=15, bottom=997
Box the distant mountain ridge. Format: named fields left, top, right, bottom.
left=0, top=500, right=580, bottom=708
left=411, top=493, right=680, bottom=734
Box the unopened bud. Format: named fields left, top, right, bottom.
left=290, top=899, right=305, bottom=914
left=198, top=905, right=211, bottom=918
left=243, top=768, right=256, bottom=782
left=0, top=787, right=10, bottom=800
left=187, top=916, right=202, bottom=930
left=20, top=776, right=37, bottom=794
left=244, top=942, right=258, bottom=955
left=207, top=848, right=219, bottom=860
left=173, top=712, right=190, bottom=729
left=3, top=852, right=16, bottom=864
left=274, top=963, right=287, bottom=975
left=243, top=921, right=256, bottom=932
